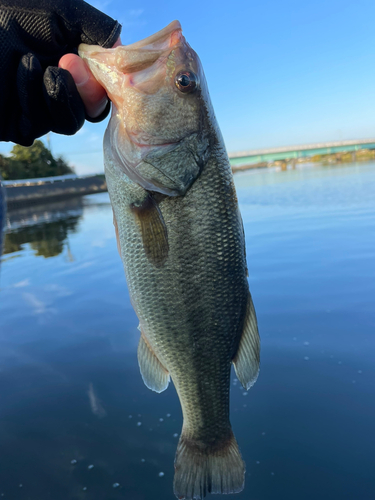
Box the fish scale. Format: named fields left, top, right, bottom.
left=80, top=20, right=260, bottom=500
left=106, top=138, right=249, bottom=468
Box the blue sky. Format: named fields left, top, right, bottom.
left=2, top=0, right=375, bottom=174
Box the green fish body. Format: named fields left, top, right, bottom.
left=80, top=21, right=260, bottom=500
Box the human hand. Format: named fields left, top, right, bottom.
left=59, top=38, right=121, bottom=120
left=0, top=0, right=121, bottom=146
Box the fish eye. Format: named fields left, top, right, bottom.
left=175, top=71, right=198, bottom=93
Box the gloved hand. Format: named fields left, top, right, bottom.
left=0, top=0, right=121, bottom=146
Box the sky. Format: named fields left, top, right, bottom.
left=2, top=0, right=375, bottom=175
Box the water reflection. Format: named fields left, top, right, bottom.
left=3, top=198, right=83, bottom=259
left=0, top=179, right=5, bottom=255
left=87, top=382, right=107, bottom=419
left=0, top=165, right=374, bottom=499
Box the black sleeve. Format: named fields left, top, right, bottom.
left=0, top=0, right=121, bottom=146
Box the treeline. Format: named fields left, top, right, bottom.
left=4, top=215, right=80, bottom=258
left=0, top=140, right=74, bottom=180
left=310, top=149, right=375, bottom=164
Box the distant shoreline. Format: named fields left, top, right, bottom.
left=231, top=148, right=375, bottom=172
left=4, top=174, right=107, bottom=209
left=4, top=150, right=373, bottom=208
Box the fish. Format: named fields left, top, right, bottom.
left=79, top=20, right=260, bottom=500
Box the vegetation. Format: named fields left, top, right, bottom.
left=0, top=140, right=74, bottom=180
left=231, top=148, right=375, bottom=172
left=3, top=215, right=80, bottom=258
left=310, top=149, right=375, bottom=164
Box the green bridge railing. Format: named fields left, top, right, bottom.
left=228, top=139, right=375, bottom=167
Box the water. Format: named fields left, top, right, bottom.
left=0, top=162, right=374, bottom=500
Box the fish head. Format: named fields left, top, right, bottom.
left=79, top=21, right=215, bottom=195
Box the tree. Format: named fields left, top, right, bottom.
left=0, top=140, right=75, bottom=180
left=3, top=215, right=81, bottom=258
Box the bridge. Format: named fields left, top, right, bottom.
left=228, top=138, right=375, bottom=168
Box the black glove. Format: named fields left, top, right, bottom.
left=0, top=0, right=121, bottom=146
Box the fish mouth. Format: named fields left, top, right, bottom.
left=79, top=20, right=184, bottom=76
left=123, top=20, right=183, bottom=51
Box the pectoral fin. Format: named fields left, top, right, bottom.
left=137, top=332, right=170, bottom=393
left=233, top=293, right=260, bottom=390
left=130, top=194, right=169, bottom=268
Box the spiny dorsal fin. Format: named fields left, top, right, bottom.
left=130, top=194, right=169, bottom=268
left=137, top=332, right=170, bottom=393
left=233, top=293, right=260, bottom=390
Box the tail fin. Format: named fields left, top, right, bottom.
left=173, top=431, right=245, bottom=500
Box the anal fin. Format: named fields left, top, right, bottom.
left=138, top=332, right=170, bottom=393
left=233, top=293, right=260, bottom=390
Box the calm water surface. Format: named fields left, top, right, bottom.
left=0, top=162, right=374, bottom=500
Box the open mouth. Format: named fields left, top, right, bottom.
left=123, top=20, right=183, bottom=52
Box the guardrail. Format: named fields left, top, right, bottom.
left=4, top=174, right=107, bottom=208
left=2, top=173, right=96, bottom=187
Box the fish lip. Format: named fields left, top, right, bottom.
left=123, top=20, right=182, bottom=50
left=78, top=21, right=184, bottom=77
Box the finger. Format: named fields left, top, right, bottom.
left=43, top=66, right=85, bottom=135
left=113, top=38, right=123, bottom=48
left=17, top=53, right=50, bottom=145
left=59, top=36, right=121, bottom=119
left=59, top=54, right=108, bottom=119
left=54, top=0, right=122, bottom=48
left=1, top=0, right=121, bottom=48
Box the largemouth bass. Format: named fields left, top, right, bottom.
left=79, top=21, right=260, bottom=500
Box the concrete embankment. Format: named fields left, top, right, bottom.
left=3, top=174, right=107, bottom=208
